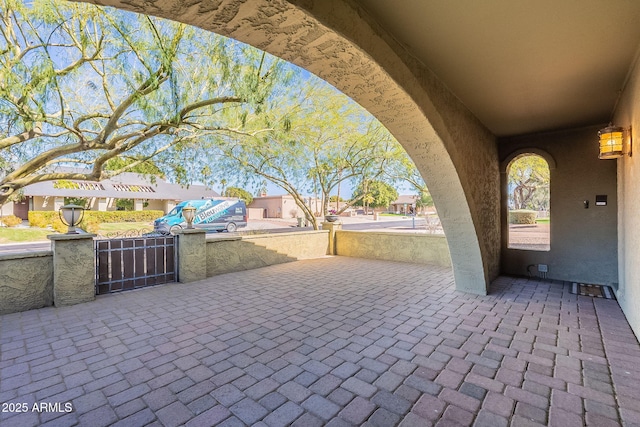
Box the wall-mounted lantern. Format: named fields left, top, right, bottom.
left=598, top=125, right=632, bottom=159
left=59, top=204, right=85, bottom=234
left=182, top=205, right=196, bottom=229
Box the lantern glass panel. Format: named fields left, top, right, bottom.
left=599, top=128, right=624, bottom=159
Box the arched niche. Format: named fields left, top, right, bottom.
left=70, top=0, right=500, bottom=294
left=500, top=148, right=556, bottom=252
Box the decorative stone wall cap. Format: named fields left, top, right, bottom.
left=178, top=228, right=207, bottom=235
left=205, top=230, right=328, bottom=243
left=0, top=251, right=52, bottom=261
left=206, top=235, right=243, bottom=242
left=336, top=230, right=446, bottom=238
left=48, top=234, right=96, bottom=241
left=242, top=230, right=329, bottom=240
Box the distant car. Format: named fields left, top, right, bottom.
left=154, top=199, right=247, bottom=234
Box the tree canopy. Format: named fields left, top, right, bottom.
left=415, top=190, right=434, bottom=210
left=199, top=79, right=414, bottom=228
left=0, top=0, right=286, bottom=206
left=352, top=180, right=398, bottom=212
left=223, top=186, right=253, bottom=205
left=508, top=154, right=550, bottom=211
left=1, top=0, right=428, bottom=227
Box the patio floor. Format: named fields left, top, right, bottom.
left=1, top=257, right=640, bottom=427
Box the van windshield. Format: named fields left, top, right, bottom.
left=167, top=206, right=182, bottom=217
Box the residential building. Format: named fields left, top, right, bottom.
left=249, top=194, right=322, bottom=219
left=389, top=195, right=417, bottom=215
left=3, top=172, right=219, bottom=219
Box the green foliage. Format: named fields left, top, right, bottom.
left=207, top=79, right=413, bottom=226
left=224, top=187, right=253, bottom=205
left=54, top=181, right=77, bottom=190
left=0, top=0, right=286, bottom=206
left=352, top=181, right=398, bottom=209
left=104, top=158, right=165, bottom=181
left=415, top=191, right=434, bottom=208
left=0, top=227, right=52, bottom=243
left=115, top=199, right=135, bottom=211
left=0, top=0, right=428, bottom=230
left=509, top=210, right=538, bottom=224
left=508, top=155, right=550, bottom=210
left=28, top=211, right=67, bottom=233
left=64, top=197, right=90, bottom=208
left=0, top=214, right=22, bottom=227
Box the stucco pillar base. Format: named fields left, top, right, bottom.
left=48, top=234, right=96, bottom=307
left=178, top=229, right=207, bottom=283
left=322, top=221, right=342, bottom=255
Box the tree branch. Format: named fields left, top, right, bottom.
left=0, top=124, right=43, bottom=150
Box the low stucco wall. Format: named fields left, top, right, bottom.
left=206, top=230, right=329, bottom=277
left=335, top=230, right=452, bottom=267
left=0, top=251, right=53, bottom=314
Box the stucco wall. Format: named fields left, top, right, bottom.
left=32, top=196, right=57, bottom=212
left=206, top=231, right=329, bottom=277
left=0, top=252, right=53, bottom=314
left=499, top=127, right=618, bottom=285
left=145, top=199, right=166, bottom=212
left=248, top=197, right=286, bottom=219
left=335, top=231, right=451, bottom=267
left=612, top=53, right=640, bottom=338
left=0, top=203, right=12, bottom=216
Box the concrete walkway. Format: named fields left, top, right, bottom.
left=1, top=257, right=639, bottom=426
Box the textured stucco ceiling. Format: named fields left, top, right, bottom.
left=355, top=0, right=640, bottom=137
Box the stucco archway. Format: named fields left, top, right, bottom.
left=72, top=0, right=500, bottom=294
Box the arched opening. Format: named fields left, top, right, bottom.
left=64, top=0, right=500, bottom=294
left=506, top=154, right=550, bottom=251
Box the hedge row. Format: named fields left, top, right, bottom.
left=508, top=210, right=538, bottom=224
left=29, top=210, right=164, bottom=234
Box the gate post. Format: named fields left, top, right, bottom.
left=177, top=229, right=207, bottom=283
left=48, top=234, right=96, bottom=306
left=322, top=221, right=342, bottom=255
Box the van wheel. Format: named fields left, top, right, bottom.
left=226, top=223, right=237, bottom=232
left=170, top=225, right=182, bottom=235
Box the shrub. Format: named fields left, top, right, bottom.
left=29, top=210, right=164, bottom=231
left=1, top=215, right=23, bottom=227
left=509, top=210, right=537, bottom=224
left=83, top=218, right=102, bottom=234
left=28, top=211, right=56, bottom=229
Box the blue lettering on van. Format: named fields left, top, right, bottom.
left=195, top=200, right=235, bottom=223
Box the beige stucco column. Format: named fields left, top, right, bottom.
left=177, top=228, right=207, bottom=283
left=322, top=221, right=342, bottom=255
left=48, top=234, right=96, bottom=306
left=53, top=197, right=64, bottom=211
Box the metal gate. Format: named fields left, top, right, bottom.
left=96, top=235, right=177, bottom=294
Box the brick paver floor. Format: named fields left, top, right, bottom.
left=2, top=257, right=640, bottom=426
